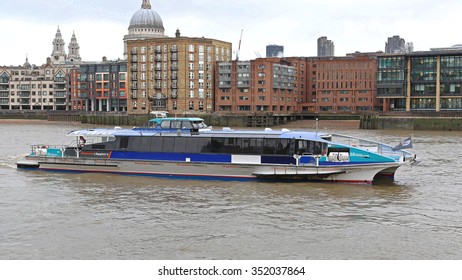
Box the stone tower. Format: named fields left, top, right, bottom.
left=51, top=26, right=67, bottom=64
left=68, top=31, right=82, bottom=62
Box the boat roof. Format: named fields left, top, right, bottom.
left=68, top=127, right=328, bottom=141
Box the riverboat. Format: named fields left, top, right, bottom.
left=16, top=117, right=416, bottom=184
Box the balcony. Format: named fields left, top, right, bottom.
left=54, top=92, right=67, bottom=98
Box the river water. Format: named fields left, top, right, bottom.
left=0, top=120, right=461, bottom=260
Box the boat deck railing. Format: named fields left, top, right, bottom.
left=30, top=144, right=81, bottom=158
left=329, top=134, right=414, bottom=161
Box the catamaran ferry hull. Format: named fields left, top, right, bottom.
left=18, top=155, right=400, bottom=184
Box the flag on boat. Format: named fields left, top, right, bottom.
left=393, top=137, right=413, bottom=151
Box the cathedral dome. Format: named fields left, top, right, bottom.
left=128, top=0, right=164, bottom=32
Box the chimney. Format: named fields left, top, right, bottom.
left=102, top=56, right=107, bottom=62
left=175, top=28, right=181, bottom=38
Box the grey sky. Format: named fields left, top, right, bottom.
left=1, top=0, right=461, bottom=66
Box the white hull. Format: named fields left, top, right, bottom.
left=21, top=155, right=400, bottom=184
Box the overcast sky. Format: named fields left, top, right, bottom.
left=1, top=0, right=461, bottom=66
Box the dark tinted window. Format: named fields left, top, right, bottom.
left=120, top=137, right=129, bottom=149
left=173, top=138, right=187, bottom=152
left=138, top=137, right=152, bottom=152
left=162, top=137, right=175, bottom=152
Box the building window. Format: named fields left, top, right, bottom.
left=189, top=101, right=194, bottom=110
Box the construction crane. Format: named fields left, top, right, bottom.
left=236, top=29, right=243, bottom=61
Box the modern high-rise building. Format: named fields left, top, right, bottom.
left=317, top=36, right=334, bottom=57
left=125, top=0, right=232, bottom=115
left=266, top=44, right=284, bottom=58
left=385, top=35, right=405, bottom=54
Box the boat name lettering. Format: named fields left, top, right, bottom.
left=177, top=163, right=207, bottom=168
left=350, top=153, right=368, bottom=157
left=81, top=151, right=110, bottom=158
left=222, top=165, right=251, bottom=169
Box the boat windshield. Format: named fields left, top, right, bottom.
left=191, top=121, right=208, bottom=129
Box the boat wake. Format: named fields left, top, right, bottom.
left=0, top=154, right=28, bottom=169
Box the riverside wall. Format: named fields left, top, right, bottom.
left=2, top=110, right=462, bottom=131
left=360, top=113, right=462, bottom=131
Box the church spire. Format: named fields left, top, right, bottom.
left=68, top=31, right=81, bottom=62
left=51, top=25, right=66, bottom=64
left=141, top=0, right=151, bottom=9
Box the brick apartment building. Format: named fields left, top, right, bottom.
left=216, top=54, right=380, bottom=115
left=300, top=54, right=380, bottom=113
left=215, top=58, right=298, bottom=114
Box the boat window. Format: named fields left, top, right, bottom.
left=275, top=139, right=292, bottom=155
left=138, top=137, right=152, bottom=152
left=173, top=138, right=187, bottom=152
left=296, top=140, right=325, bottom=155
left=207, top=138, right=224, bottom=153
left=181, top=121, right=193, bottom=129
left=183, top=137, right=199, bottom=153
left=162, top=137, right=175, bottom=152
left=239, top=138, right=262, bottom=154
left=120, top=137, right=129, bottom=149
left=149, top=121, right=159, bottom=128
left=160, top=120, right=171, bottom=129
left=262, top=139, right=278, bottom=154
left=170, top=121, right=181, bottom=129
left=91, top=144, right=106, bottom=150
left=198, top=138, right=212, bottom=153
left=128, top=137, right=142, bottom=151
left=149, top=137, right=163, bottom=152
left=192, top=121, right=207, bottom=129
